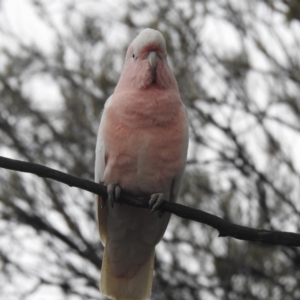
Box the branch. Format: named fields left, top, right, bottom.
left=1, top=155, right=300, bottom=247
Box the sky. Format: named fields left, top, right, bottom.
left=1, top=0, right=300, bottom=299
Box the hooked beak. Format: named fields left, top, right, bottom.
left=147, top=51, right=159, bottom=69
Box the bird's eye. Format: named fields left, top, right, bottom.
left=132, top=53, right=135, bottom=58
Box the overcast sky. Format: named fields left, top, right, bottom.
left=1, top=0, right=300, bottom=299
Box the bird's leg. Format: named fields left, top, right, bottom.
left=107, top=183, right=121, bottom=208
left=149, top=193, right=165, bottom=217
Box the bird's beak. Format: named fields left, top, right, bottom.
left=147, top=51, right=159, bottom=69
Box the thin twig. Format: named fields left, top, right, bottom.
left=1, top=155, right=300, bottom=247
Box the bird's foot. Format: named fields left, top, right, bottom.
left=107, top=183, right=121, bottom=208
left=149, top=193, right=165, bottom=217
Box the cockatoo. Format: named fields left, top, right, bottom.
left=95, top=28, right=189, bottom=300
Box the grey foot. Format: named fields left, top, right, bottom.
left=149, top=193, right=165, bottom=215
left=107, top=183, right=121, bottom=208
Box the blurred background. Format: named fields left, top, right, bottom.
left=0, top=0, right=300, bottom=299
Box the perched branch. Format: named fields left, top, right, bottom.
left=1, top=155, right=300, bottom=247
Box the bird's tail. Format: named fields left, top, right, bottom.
left=100, top=247, right=155, bottom=300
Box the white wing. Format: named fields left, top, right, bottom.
left=95, top=95, right=113, bottom=245
left=95, top=96, right=113, bottom=182
left=171, top=106, right=189, bottom=202
left=95, top=117, right=106, bottom=183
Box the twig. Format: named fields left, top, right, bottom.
left=1, top=155, right=300, bottom=247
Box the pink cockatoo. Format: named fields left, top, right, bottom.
left=95, top=28, right=189, bottom=300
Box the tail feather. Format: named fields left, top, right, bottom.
left=100, top=247, right=155, bottom=300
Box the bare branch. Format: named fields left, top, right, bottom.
left=1, top=155, right=300, bottom=247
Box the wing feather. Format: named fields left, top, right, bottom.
left=95, top=96, right=113, bottom=245
left=156, top=106, right=189, bottom=242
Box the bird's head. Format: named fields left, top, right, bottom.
left=117, top=28, right=178, bottom=91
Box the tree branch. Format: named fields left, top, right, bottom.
left=1, top=155, right=300, bottom=247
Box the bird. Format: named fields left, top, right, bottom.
left=95, top=28, right=189, bottom=300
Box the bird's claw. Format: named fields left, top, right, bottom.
left=149, top=193, right=165, bottom=216
left=107, top=183, right=121, bottom=208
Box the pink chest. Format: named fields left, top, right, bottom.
left=101, top=97, right=188, bottom=194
